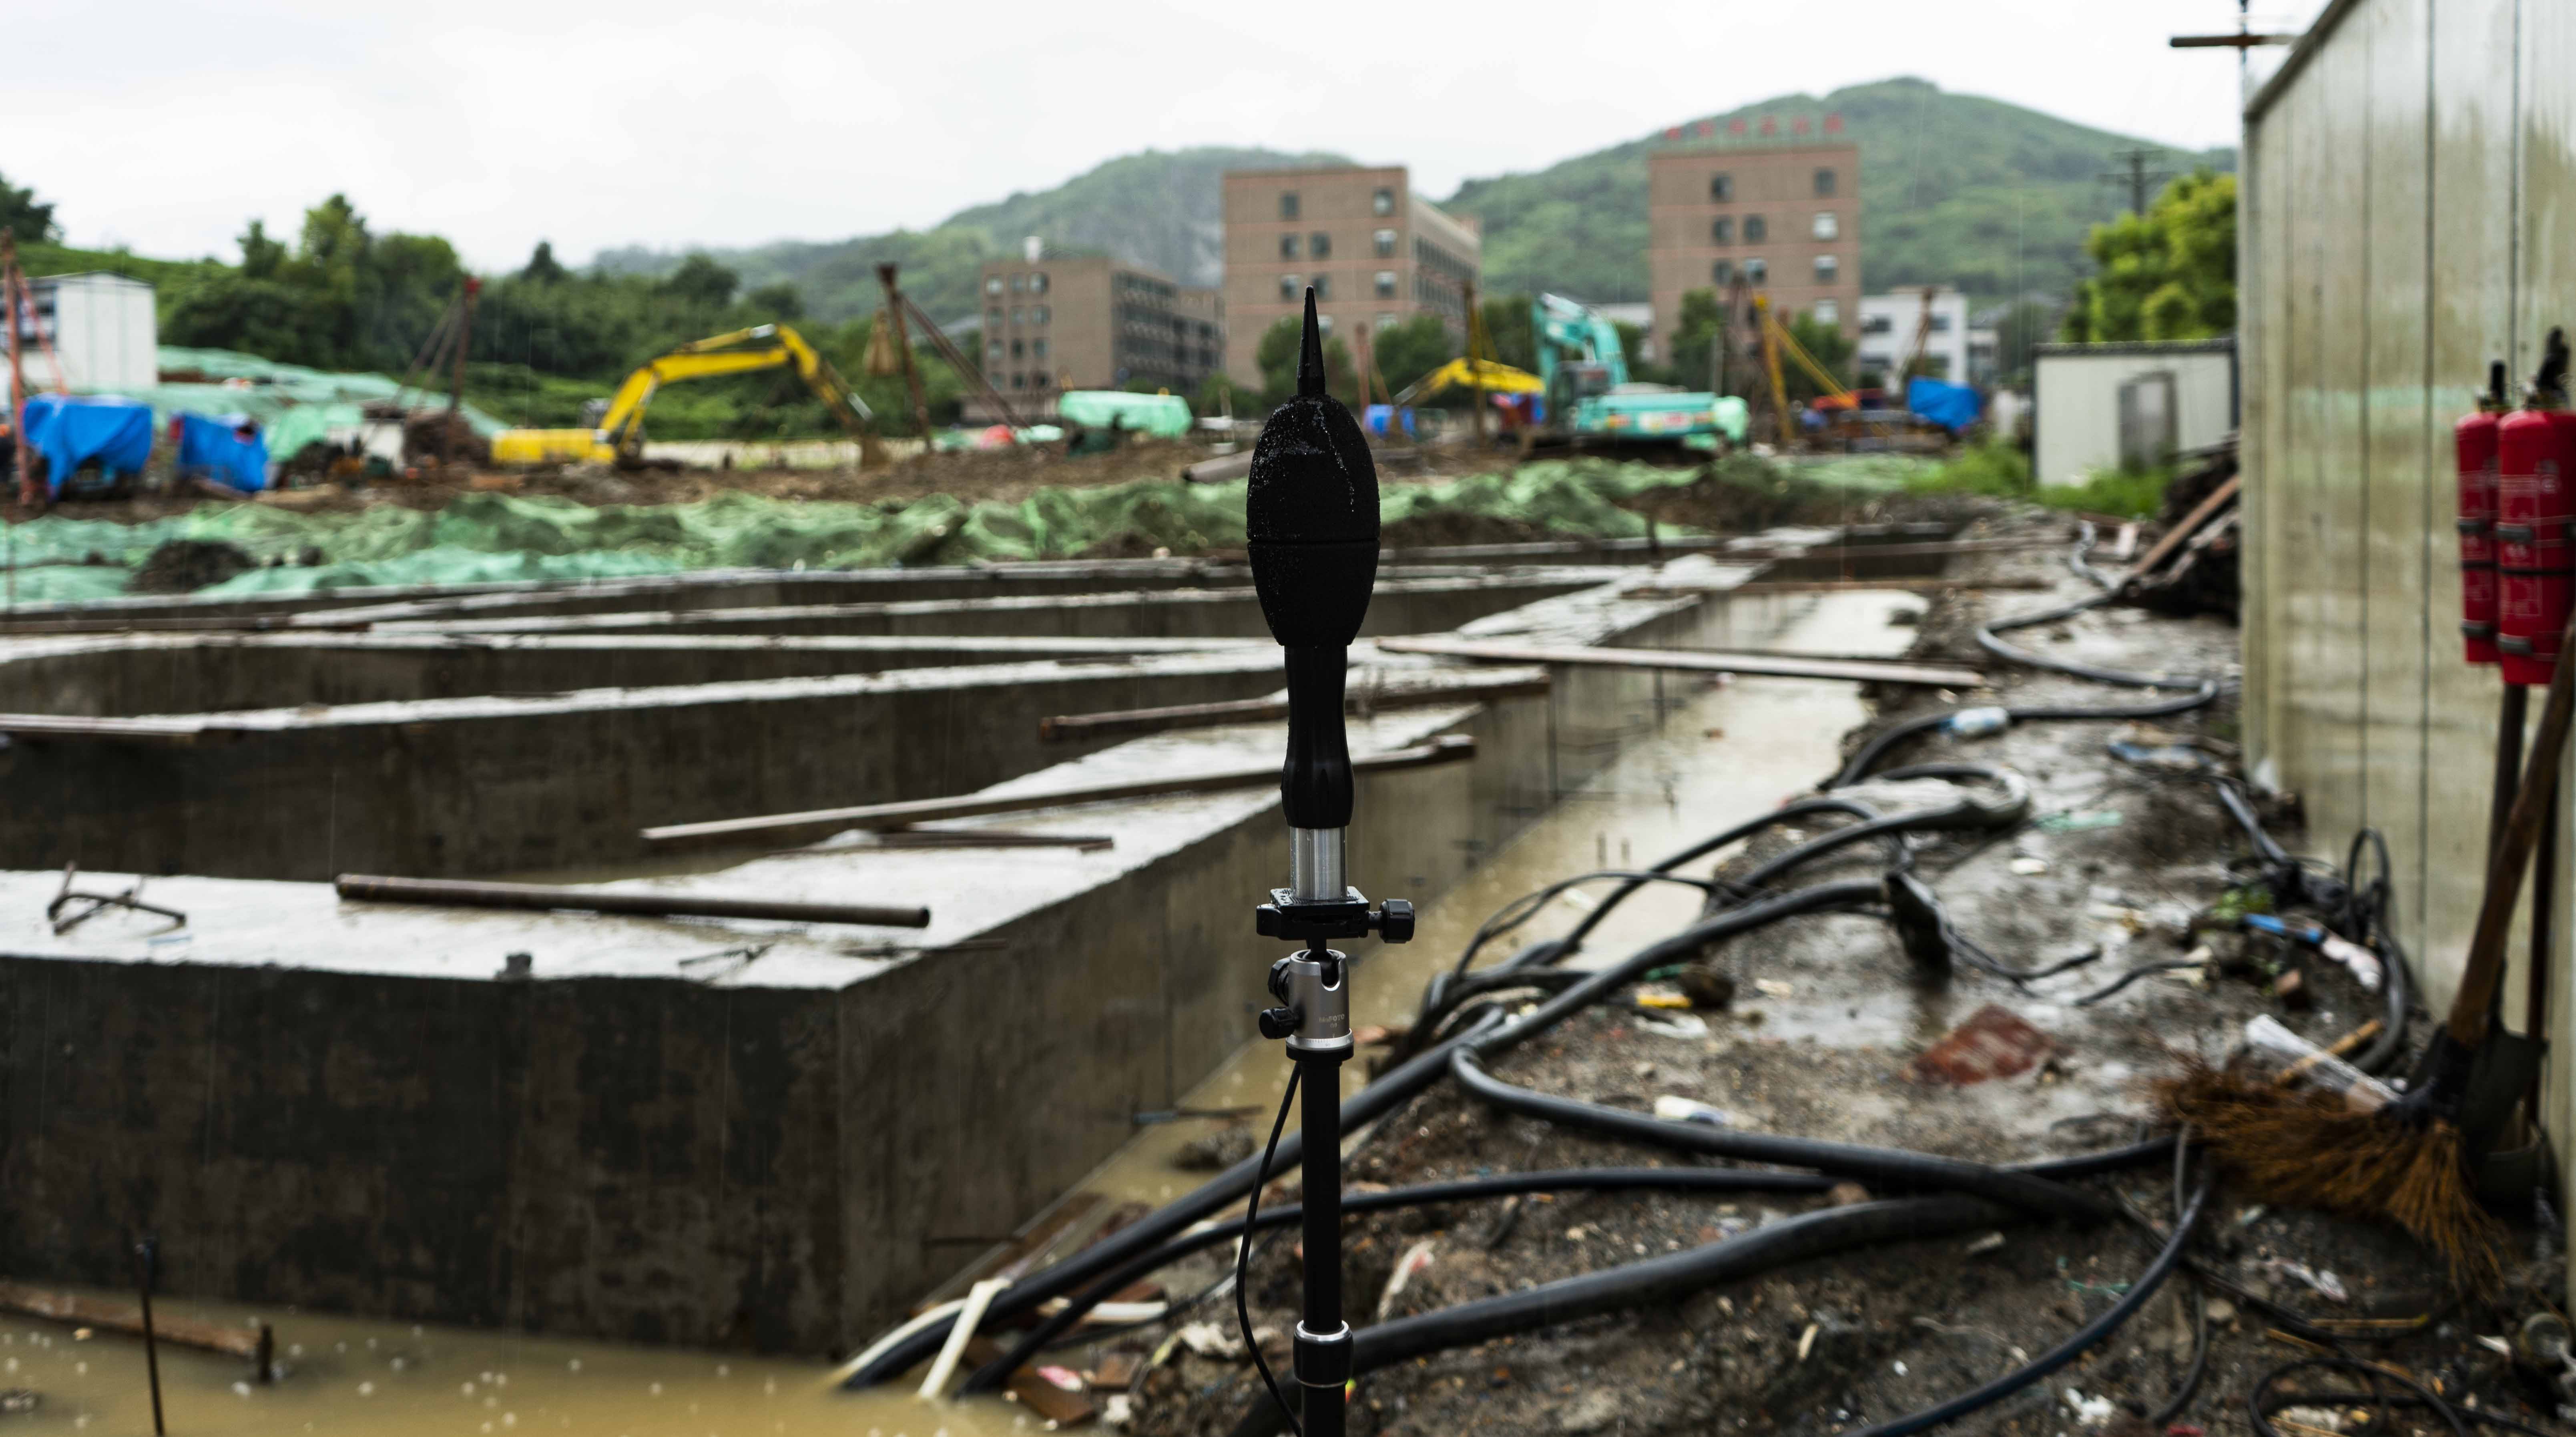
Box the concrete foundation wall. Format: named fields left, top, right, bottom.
left=0, top=654, right=1291, bottom=881
left=0, top=570, right=1787, bottom=1353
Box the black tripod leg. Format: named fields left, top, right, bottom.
left=1296, top=1046, right=1351, bottom=1437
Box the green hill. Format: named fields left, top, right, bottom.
left=595, top=146, right=1345, bottom=327
left=1443, top=76, right=2234, bottom=305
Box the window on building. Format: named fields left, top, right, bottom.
left=1313, top=275, right=1331, bottom=300
left=1279, top=273, right=1302, bottom=301
left=1279, top=233, right=1301, bottom=260
left=1811, top=211, right=1839, bottom=240
left=984, top=276, right=1002, bottom=295
left=1812, top=299, right=1839, bottom=325
left=1010, top=274, right=1026, bottom=293
left=1373, top=228, right=1397, bottom=257
left=1010, top=338, right=1025, bottom=359
left=1372, top=187, right=1395, bottom=216
left=1009, top=307, right=1023, bottom=325
left=1745, top=258, right=1768, bottom=283
left=1030, top=273, right=1048, bottom=294
left=1929, top=313, right=1952, bottom=333
left=1814, top=168, right=1837, bottom=197
left=1280, top=191, right=1300, bottom=219
left=986, top=307, right=1003, bottom=329
left=1743, top=215, right=1767, bottom=242
left=1316, top=313, right=1334, bottom=334
left=1376, top=312, right=1399, bottom=330
left=1032, top=305, right=1049, bottom=325
left=985, top=341, right=1003, bottom=363
left=1032, top=338, right=1048, bottom=359
left=1709, top=173, right=1733, bottom=201
left=1375, top=271, right=1397, bottom=299
left=1711, top=259, right=1733, bottom=285
left=1812, top=255, right=1838, bottom=283
left=1309, top=232, right=1331, bottom=259
left=1010, top=372, right=1025, bottom=390
left=1711, top=217, right=1733, bottom=245
left=1862, top=314, right=1892, bottom=335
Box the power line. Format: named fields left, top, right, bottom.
left=2099, top=147, right=2176, bottom=216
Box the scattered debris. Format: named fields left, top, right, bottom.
left=1905, top=1004, right=2056, bottom=1085
left=1375, top=1240, right=1438, bottom=1322
left=1676, top=963, right=1737, bottom=1010
left=0, top=1390, right=35, bottom=1415
left=1175, top=1323, right=1244, bottom=1362
left=2036, top=809, right=2124, bottom=833
left=128, top=538, right=258, bottom=594
left=2009, top=856, right=2051, bottom=876
left=1171, top=1125, right=1257, bottom=1172
left=1651, top=1096, right=1733, bottom=1127
left=1826, top=1182, right=1873, bottom=1207
left=2257, top=1259, right=2349, bottom=1303
left=1753, top=978, right=1797, bottom=999
left=1632, top=1012, right=1709, bottom=1040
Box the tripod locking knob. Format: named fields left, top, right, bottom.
left=1374, top=899, right=1415, bottom=944
left=1258, top=1005, right=1302, bottom=1040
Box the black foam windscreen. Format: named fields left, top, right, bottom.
left=1246, top=291, right=1380, bottom=650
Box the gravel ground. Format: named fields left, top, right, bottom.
left=1098, top=507, right=2569, bottom=1437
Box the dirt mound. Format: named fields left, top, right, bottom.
left=128, top=539, right=257, bottom=594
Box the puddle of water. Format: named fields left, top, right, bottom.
left=8, top=589, right=1921, bottom=1437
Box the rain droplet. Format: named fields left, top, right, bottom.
left=503, top=1415, right=517, bottom=1428
left=358, top=1382, right=375, bottom=1397
left=567, top=1359, right=581, bottom=1373
left=494, top=1373, right=509, bottom=1387
left=289, top=1344, right=305, bottom=1358
left=649, top=1383, right=663, bottom=1397
left=715, top=1364, right=729, bottom=1378
left=233, top=1381, right=253, bottom=1398
left=391, top=1356, right=408, bottom=1371
left=73, top=1362, right=85, bottom=1375
left=412, top=1325, right=424, bottom=1337
left=462, top=1382, right=478, bottom=1397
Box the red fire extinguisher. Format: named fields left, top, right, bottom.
left=2496, top=329, right=2575, bottom=687
left=2460, top=361, right=2508, bottom=664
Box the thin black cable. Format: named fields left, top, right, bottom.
left=2249, top=1359, right=2475, bottom=1437
left=2147, top=1129, right=2211, bottom=1428
left=1238, top=1066, right=1301, bottom=1437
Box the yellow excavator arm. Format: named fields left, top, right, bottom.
left=494, top=325, right=882, bottom=469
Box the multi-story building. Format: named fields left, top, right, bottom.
left=1220, top=165, right=1482, bottom=390
left=1856, top=288, right=2004, bottom=387
left=972, top=251, right=1222, bottom=415
left=1646, top=142, right=1860, bottom=349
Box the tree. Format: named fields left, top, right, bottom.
left=745, top=281, right=804, bottom=320
left=0, top=171, right=58, bottom=245
left=521, top=241, right=569, bottom=284
left=238, top=219, right=287, bottom=280
left=1613, top=319, right=1672, bottom=385
left=1665, top=288, right=1729, bottom=393
left=1780, top=312, right=1855, bottom=403
left=660, top=253, right=740, bottom=308
left=1477, top=294, right=1535, bottom=372
left=2062, top=169, right=2235, bottom=343
left=1371, top=314, right=1455, bottom=398
left=1253, top=314, right=1356, bottom=406
left=1993, top=299, right=2056, bottom=389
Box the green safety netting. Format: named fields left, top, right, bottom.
left=0, top=457, right=1721, bottom=602
left=136, top=347, right=510, bottom=462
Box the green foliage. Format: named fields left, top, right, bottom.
left=1253, top=315, right=1356, bottom=406
left=1993, top=299, right=2056, bottom=387
left=1781, top=313, right=1855, bottom=403
left=1613, top=320, right=1672, bottom=384
left=1478, top=295, right=1536, bottom=372
left=1372, top=314, right=1456, bottom=397
left=1666, top=288, right=1727, bottom=393
left=520, top=241, right=569, bottom=284
left=1192, top=373, right=1239, bottom=416
left=1897, top=440, right=2168, bottom=518
left=0, top=170, right=57, bottom=245
left=658, top=253, right=740, bottom=308
left=2062, top=170, right=2235, bottom=343
left=745, top=281, right=803, bottom=321
left=1442, top=78, right=2234, bottom=306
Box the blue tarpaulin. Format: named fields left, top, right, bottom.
left=1905, top=377, right=1984, bottom=435
left=174, top=413, right=270, bottom=493
left=20, top=394, right=154, bottom=495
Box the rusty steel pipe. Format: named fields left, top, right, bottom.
left=334, top=875, right=930, bottom=929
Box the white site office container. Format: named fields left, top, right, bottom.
left=15, top=272, right=159, bottom=396
left=2031, top=338, right=2236, bottom=486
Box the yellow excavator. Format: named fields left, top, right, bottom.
left=490, top=325, right=885, bottom=469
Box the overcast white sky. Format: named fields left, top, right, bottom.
left=10, top=1, right=2318, bottom=272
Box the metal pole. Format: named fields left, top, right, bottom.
left=877, top=264, right=933, bottom=440
left=1297, top=1042, right=1347, bottom=1437
left=134, top=1237, right=165, bottom=1437
left=4, top=231, right=30, bottom=512
left=1464, top=277, right=1487, bottom=443
left=446, top=277, right=479, bottom=463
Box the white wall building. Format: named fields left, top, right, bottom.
left=2030, top=338, right=2236, bottom=486
left=1593, top=301, right=1656, bottom=363
left=11, top=273, right=158, bottom=397
left=1856, top=287, right=1976, bottom=383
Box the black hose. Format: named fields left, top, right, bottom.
left=1839, top=1169, right=2213, bottom=1437
left=845, top=881, right=1880, bottom=1389
left=1451, top=1048, right=2157, bottom=1216
left=965, top=1165, right=1840, bottom=1390
left=1225, top=1195, right=2014, bottom=1437
left=2249, top=1359, right=2477, bottom=1437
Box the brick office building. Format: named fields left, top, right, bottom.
left=1647, top=142, right=1861, bottom=346
left=974, top=253, right=1223, bottom=413
left=1220, top=165, right=1482, bottom=390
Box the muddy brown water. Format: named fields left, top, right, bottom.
left=3, top=589, right=1921, bottom=1437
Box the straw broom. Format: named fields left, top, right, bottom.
left=2162, top=605, right=2576, bottom=1282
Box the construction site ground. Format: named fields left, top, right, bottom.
left=1112, top=512, right=2560, bottom=1437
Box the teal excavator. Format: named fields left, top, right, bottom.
left=1530, top=292, right=1748, bottom=449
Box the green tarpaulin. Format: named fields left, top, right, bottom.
left=0, top=456, right=1717, bottom=603
left=125, top=347, right=509, bottom=463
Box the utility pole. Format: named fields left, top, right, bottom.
left=877, top=263, right=933, bottom=440
left=2, top=230, right=28, bottom=510
left=1463, top=277, right=1487, bottom=443
left=2100, top=148, right=2174, bottom=216
left=447, top=276, right=479, bottom=462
